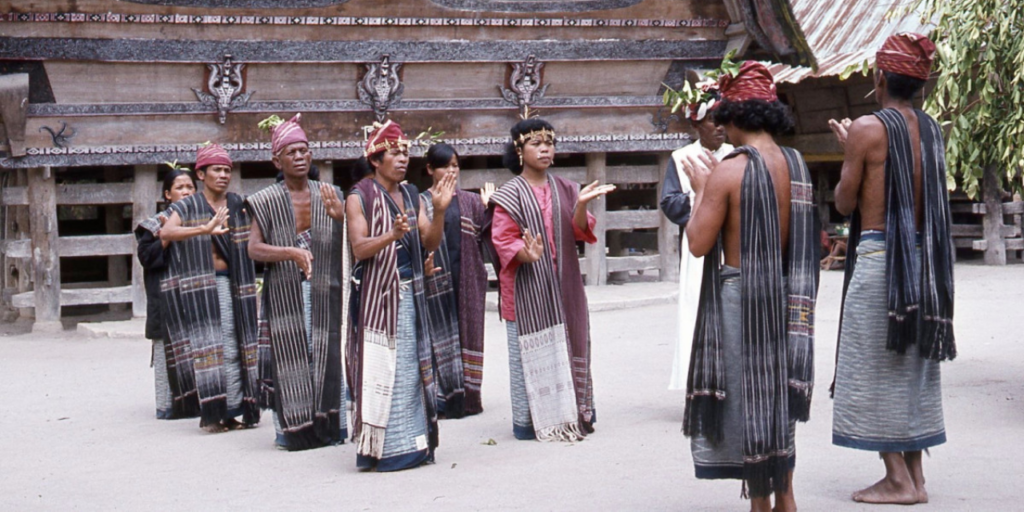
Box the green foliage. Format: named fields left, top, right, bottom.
left=662, top=49, right=739, bottom=114
left=414, top=127, right=446, bottom=143
left=257, top=115, right=285, bottom=133
left=912, top=0, right=1024, bottom=197
left=163, top=159, right=191, bottom=173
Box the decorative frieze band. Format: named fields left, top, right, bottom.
left=0, top=11, right=729, bottom=30
left=1, top=132, right=692, bottom=168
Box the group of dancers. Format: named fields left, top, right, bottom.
left=136, top=113, right=611, bottom=471
left=137, top=31, right=955, bottom=509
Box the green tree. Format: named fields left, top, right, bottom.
left=914, top=0, right=1024, bottom=198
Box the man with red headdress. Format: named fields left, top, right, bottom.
left=828, top=33, right=955, bottom=505
left=660, top=79, right=734, bottom=392
left=246, top=113, right=349, bottom=451
left=344, top=119, right=455, bottom=471
left=678, top=61, right=819, bottom=511
left=159, top=143, right=261, bottom=433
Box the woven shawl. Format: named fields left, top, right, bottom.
left=683, top=146, right=819, bottom=498
left=161, top=193, right=260, bottom=427
left=136, top=210, right=201, bottom=419
left=840, top=109, right=956, bottom=362
left=350, top=179, right=439, bottom=458
left=421, top=190, right=467, bottom=418
left=455, top=192, right=488, bottom=415
left=488, top=175, right=592, bottom=441
left=246, top=181, right=345, bottom=450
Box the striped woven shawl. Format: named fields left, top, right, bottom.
left=161, top=192, right=260, bottom=427
left=350, top=179, right=439, bottom=458
left=136, top=210, right=201, bottom=419
left=684, top=146, right=819, bottom=498
left=838, top=109, right=956, bottom=363
left=421, top=190, right=467, bottom=418
left=246, top=181, right=345, bottom=450
left=488, top=175, right=593, bottom=441
left=455, top=192, right=488, bottom=415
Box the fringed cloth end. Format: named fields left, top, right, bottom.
left=258, top=380, right=275, bottom=410
left=787, top=380, right=812, bottom=423
left=198, top=397, right=228, bottom=428
left=535, top=422, right=585, bottom=443
left=742, top=454, right=791, bottom=499
left=921, top=316, right=957, bottom=362
left=887, top=306, right=919, bottom=355
left=241, top=398, right=261, bottom=426
left=357, top=425, right=387, bottom=459
left=682, top=392, right=725, bottom=444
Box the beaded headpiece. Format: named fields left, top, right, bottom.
left=363, top=120, right=410, bottom=158
left=515, top=128, right=557, bottom=147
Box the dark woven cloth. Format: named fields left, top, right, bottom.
left=161, top=193, right=260, bottom=427
left=455, top=192, right=488, bottom=415
left=135, top=210, right=199, bottom=419
left=485, top=175, right=594, bottom=440
left=421, top=190, right=467, bottom=418
left=684, top=146, right=819, bottom=498
left=348, top=179, right=439, bottom=461
left=246, top=181, right=345, bottom=450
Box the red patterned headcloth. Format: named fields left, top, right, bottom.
left=718, top=61, right=778, bottom=103
left=271, top=113, right=309, bottom=156
left=195, top=143, right=232, bottom=170
left=364, top=120, right=410, bottom=158
left=876, top=32, right=935, bottom=81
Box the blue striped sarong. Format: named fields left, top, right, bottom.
left=505, top=321, right=536, bottom=440
left=833, top=236, right=946, bottom=451
left=153, top=339, right=173, bottom=419
left=357, top=282, right=431, bottom=471
left=216, top=275, right=244, bottom=417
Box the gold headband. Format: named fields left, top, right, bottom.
left=364, top=138, right=410, bottom=158
left=515, top=128, right=557, bottom=147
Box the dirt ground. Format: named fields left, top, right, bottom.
left=1, top=261, right=1022, bottom=511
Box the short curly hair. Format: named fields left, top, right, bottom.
left=712, top=99, right=795, bottom=136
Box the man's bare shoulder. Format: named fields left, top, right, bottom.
left=848, top=115, right=887, bottom=143
left=712, top=154, right=747, bottom=182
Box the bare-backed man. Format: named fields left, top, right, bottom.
left=828, top=33, right=956, bottom=505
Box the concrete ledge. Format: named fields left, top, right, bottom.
left=76, top=318, right=147, bottom=339
left=486, top=281, right=678, bottom=313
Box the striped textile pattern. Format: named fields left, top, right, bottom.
left=247, top=181, right=345, bottom=450
left=161, top=192, right=260, bottom=427
left=421, top=190, right=467, bottom=418
left=456, top=192, right=488, bottom=414
left=489, top=175, right=583, bottom=442
left=684, top=146, right=819, bottom=498
left=350, top=179, right=439, bottom=460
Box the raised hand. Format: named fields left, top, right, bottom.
left=681, top=148, right=718, bottom=194
left=517, top=228, right=545, bottom=263
left=321, top=182, right=345, bottom=222
left=292, top=248, right=314, bottom=280
left=391, top=213, right=411, bottom=241
left=829, top=117, right=853, bottom=151
left=432, top=171, right=457, bottom=212
left=480, top=182, right=496, bottom=206
left=424, top=251, right=442, bottom=277
left=204, top=206, right=230, bottom=236
left=578, top=180, right=617, bottom=206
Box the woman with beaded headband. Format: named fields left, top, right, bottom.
left=345, top=119, right=455, bottom=471
left=484, top=118, right=614, bottom=442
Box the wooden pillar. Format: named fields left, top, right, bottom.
left=982, top=164, right=1007, bottom=265
left=131, top=165, right=159, bottom=318
left=227, top=162, right=243, bottom=195
left=28, top=166, right=61, bottom=332
left=105, top=167, right=128, bottom=311
left=13, top=168, right=33, bottom=319
left=584, top=152, right=607, bottom=286
left=657, top=152, right=680, bottom=282
left=315, top=160, right=334, bottom=185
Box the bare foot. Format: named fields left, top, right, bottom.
left=852, top=478, right=919, bottom=505
left=222, top=418, right=247, bottom=431
left=202, top=422, right=228, bottom=434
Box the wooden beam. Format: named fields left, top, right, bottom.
left=585, top=153, right=608, bottom=286
left=11, top=285, right=133, bottom=309
left=656, top=152, right=679, bottom=282
left=2, top=183, right=134, bottom=206
left=778, top=133, right=844, bottom=157
left=1, top=235, right=135, bottom=259
left=973, top=239, right=1024, bottom=251
left=0, top=73, right=29, bottom=157
left=459, top=165, right=661, bottom=190
left=605, top=210, right=661, bottom=231
left=104, top=168, right=128, bottom=312
left=28, top=166, right=61, bottom=330
left=131, top=165, right=159, bottom=318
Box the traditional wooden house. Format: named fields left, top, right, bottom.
left=0, top=0, right=827, bottom=329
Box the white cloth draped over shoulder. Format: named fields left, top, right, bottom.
left=668, top=141, right=735, bottom=390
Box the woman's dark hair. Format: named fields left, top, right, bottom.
left=712, top=99, right=794, bottom=136
left=275, top=164, right=320, bottom=183
left=353, top=153, right=383, bottom=182
left=425, top=143, right=459, bottom=173
left=883, top=71, right=927, bottom=101
left=162, top=169, right=195, bottom=198
left=503, top=117, right=556, bottom=175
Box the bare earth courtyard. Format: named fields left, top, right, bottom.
left=1, top=263, right=1022, bottom=511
